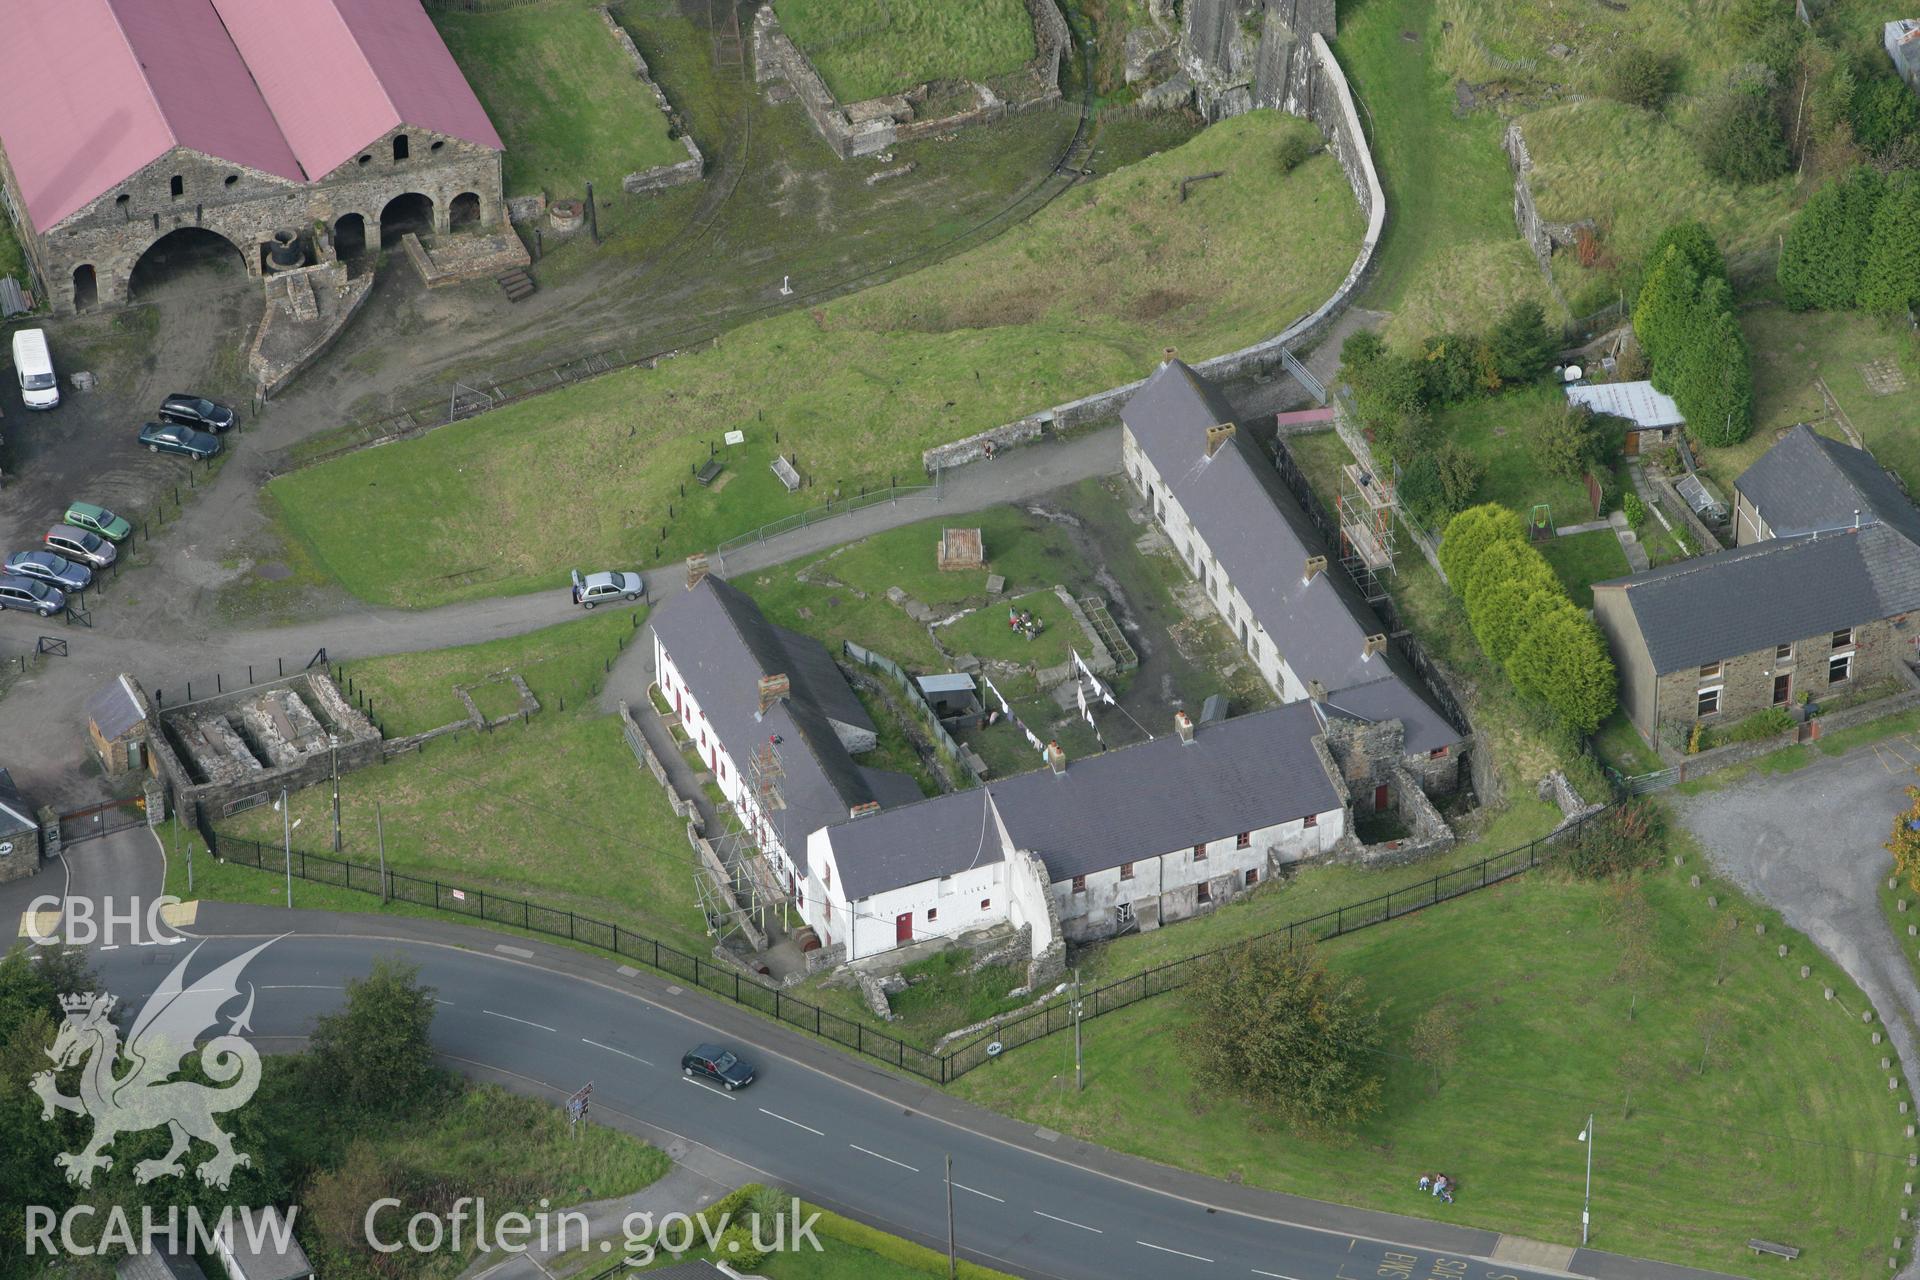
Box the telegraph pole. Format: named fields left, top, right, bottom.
left=945, top=1155, right=956, bottom=1280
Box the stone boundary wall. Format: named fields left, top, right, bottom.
left=596, top=7, right=707, bottom=195
left=251, top=262, right=375, bottom=400
left=1664, top=685, right=1920, bottom=782
left=1647, top=463, right=1724, bottom=555
left=618, top=701, right=705, bottom=832
left=692, top=825, right=767, bottom=951
left=922, top=32, right=1383, bottom=472
left=752, top=0, right=1064, bottom=160
left=1503, top=121, right=1588, bottom=304
left=1336, top=765, right=1456, bottom=867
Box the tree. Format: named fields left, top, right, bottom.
left=1180, top=939, right=1382, bottom=1130
left=1850, top=76, right=1920, bottom=155
left=1416, top=332, right=1484, bottom=406
left=1466, top=562, right=1562, bottom=664
left=1644, top=222, right=1726, bottom=292
left=1438, top=503, right=1526, bottom=589
left=1858, top=175, right=1920, bottom=316
left=1692, top=69, right=1790, bottom=186
left=1778, top=168, right=1882, bottom=310
left=1527, top=400, right=1603, bottom=481
left=1487, top=299, right=1557, bottom=385
left=1506, top=602, right=1619, bottom=733
left=1409, top=1003, right=1463, bottom=1097
left=1459, top=536, right=1550, bottom=610
left=1885, top=781, right=1920, bottom=892
left=306, top=957, right=438, bottom=1115
left=1633, top=248, right=1702, bottom=378
left=1669, top=301, right=1754, bottom=445
left=1603, top=42, right=1673, bottom=110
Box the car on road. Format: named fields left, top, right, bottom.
left=159, top=394, right=237, bottom=432
left=63, top=503, right=131, bottom=543
left=571, top=569, right=643, bottom=609
left=44, top=526, right=116, bottom=569
left=139, top=420, right=223, bottom=460
left=681, top=1044, right=754, bottom=1090
left=0, top=574, right=64, bottom=616
left=5, top=551, right=91, bottom=592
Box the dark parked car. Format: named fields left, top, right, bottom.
left=43, top=526, right=115, bottom=569
left=0, top=574, right=64, bottom=617
left=139, top=420, right=222, bottom=460
left=5, top=550, right=91, bottom=592
left=160, top=394, right=237, bottom=432
left=681, top=1043, right=755, bottom=1090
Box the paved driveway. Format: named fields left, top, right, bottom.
left=1672, top=737, right=1920, bottom=1089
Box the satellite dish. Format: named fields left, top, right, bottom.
left=1563, top=364, right=1584, bottom=383
left=986, top=1041, right=1004, bottom=1057
left=0, top=841, right=12, bottom=856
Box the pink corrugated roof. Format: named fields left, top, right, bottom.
left=211, top=0, right=502, bottom=181
left=0, top=0, right=497, bottom=233
left=0, top=0, right=303, bottom=231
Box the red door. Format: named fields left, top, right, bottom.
left=895, top=912, right=913, bottom=944
left=1373, top=783, right=1390, bottom=812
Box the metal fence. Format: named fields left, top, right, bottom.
left=842, top=640, right=980, bottom=784
left=201, top=798, right=1612, bottom=1083
left=939, top=803, right=1612, bottom=1077
left=196, top=820, right=949, bottom=1081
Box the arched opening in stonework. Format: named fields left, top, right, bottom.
left=128, top=226, right=247, bottom=300
left=379, top=192, right=434, bottom=247
left=71, top=264, right=97, bottom=312
left=333, top=213, right=367, bottom=259
left=449, top=192, right=481, bottom=231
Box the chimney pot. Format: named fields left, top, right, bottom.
left=1046, top=741, right=1067, bottom=775
left=849, top=801, right=881, bottom=820
left=1364, top=633, right=1388, bottom=658
left=685, top=553, right=710, bottom=589
left=1175, top=710, right=1195, bottom=744
left=1307, top=679, right=1327, bottom=702
left=758, top=673, right=790, bottom=715
left=1304, top=554, right=1328, bottom=583
left=1205, top=422, right=1236, bottom=457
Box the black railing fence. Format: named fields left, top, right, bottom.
left=198, top=802, right=1609, bottom=1083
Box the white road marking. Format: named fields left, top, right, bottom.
left=952, top=1183, right=1004, bottom=1203
left=1139, top=1241, right=1212, bottom=1263
left=484, top=1009, right=557, bottom=1033
left=494, top=944, right=534, bottom=959
left=435, top=998, right=456, bottom=1006
left=262, top=984, right=343, bottom=991
left=99, top=945, right=119, bottom=951
left=582, top=1038, right=653, bottom=1066
left=1034, top=1210, right=1101, bottom=1234
left=759, top=1107, right=825, bottom=1136
left=1253, top=1270, right=1303, bottom=1279
left=679, top=1075, right=737, bottom=1101
left=850, top=1144, right=918, bottom=1173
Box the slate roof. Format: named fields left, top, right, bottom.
left=1593, top=524, right=1920, bottom=673
left=0, top=768, right=35, bottom=838
left=117, top=1249, right=209, bottom=1280
left=85, top=674, right=147, bottom=740
left=824, top=702, right=1342, bottom=899
left=649, top=578, right=915, bottom=866
left=217, top=1208, right=311, bottom=1280
left=1735, top=424, right=1920, bottom=547
left=1122, top=359, right=1460, bottom=754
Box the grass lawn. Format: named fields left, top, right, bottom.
left=951, top=849, right=1906, bottom=1278
left=339, top=610, right=641, bottom=737
left=773, top=0, right=1037, bottom=102
left=215, top=615, right=715, bottom=957
left=1593, top=708, right=1661, bottom=777
left=937, top=589, right=1077, bottom=673
left=434, top=0, right=684, bottom=201
left=1425, top=384, right=1603, bottom=525
left=1334, top=0, right=1559, bottom=346
left=1540, top=527, right=1628, bottom=609
left=268, top=112, right=1362, bottom=609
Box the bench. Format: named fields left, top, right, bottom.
left=1747, top=1241, right=1800, bottom=1261
left=695, top=459, right=723, bottom=487
left=771, top=453, right=802, bottom=493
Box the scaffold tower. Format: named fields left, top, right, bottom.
left=1337, top=462, right=1398, bottom=604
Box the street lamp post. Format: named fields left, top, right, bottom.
left=1577, top=1114, right=1594, bottom=1246
left=329, top=733, right=341, bottom=853
left=274, top=789, right=302, bottom=909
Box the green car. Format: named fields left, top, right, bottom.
left=63, top=502, right=131, bottom=543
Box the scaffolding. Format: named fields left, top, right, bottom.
left=1336, top=462, right=1398, bottom=604
left=694, top=730, right=789, bottom=946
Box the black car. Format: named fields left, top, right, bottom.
left=138, top=420, right=223, bottom=460
left=160, top=394, right=237, bottom=432
left=681, top=1043, right=755, bottom=1090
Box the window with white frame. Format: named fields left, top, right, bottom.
left=1697, top=686, right=1721, bottom=716
left=1830, top=651, right=1852, bottom=684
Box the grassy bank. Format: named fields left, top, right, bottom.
left=951, top=850, right=1905, bottom=1279
left=268, top=112, right=1362, bottom=609
left=773, top=0, right=1037, bottom=102
left=434, top=0, right=684, bottom=200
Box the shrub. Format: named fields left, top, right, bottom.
left=1644, top=221, right=1727, bottom=295
left=712, top=1223, right=767, bottom=1271
left=1506, top=601, right=1619, bottom=733
left=1779, top=168, right=1883, bottom=310
left=1722, top=706, right=1794, bottom=743
left=1438, top=503, right=1526, bottom=587
left=1622, top=492, right=1645, bottom=531
left=1488, top=299, right=1558, bottom=385
left=1527, top=400, right=1603, bottom=481
left=1417, top=331, right=1486, bottom=406
left=1275, top=129, right=1316, bottom=173
left=1603, top=43, right=1673, bottom=110
left=1466, top=563, right=1562, bottom=665
left=1564, top=800, right=1665, bottom=880
left=1692, top=68, right=1790, bottom=186
left=1851, top=76, right=1920, bottom=155
left=1859, top=174, right=1920, bottom=316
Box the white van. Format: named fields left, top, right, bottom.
left=12, top=327, right=58, bottom=410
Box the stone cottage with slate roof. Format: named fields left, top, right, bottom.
left=1119, top=356, right=1467, bottom=806
left=1594, top=425, right=1920, bottom=747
